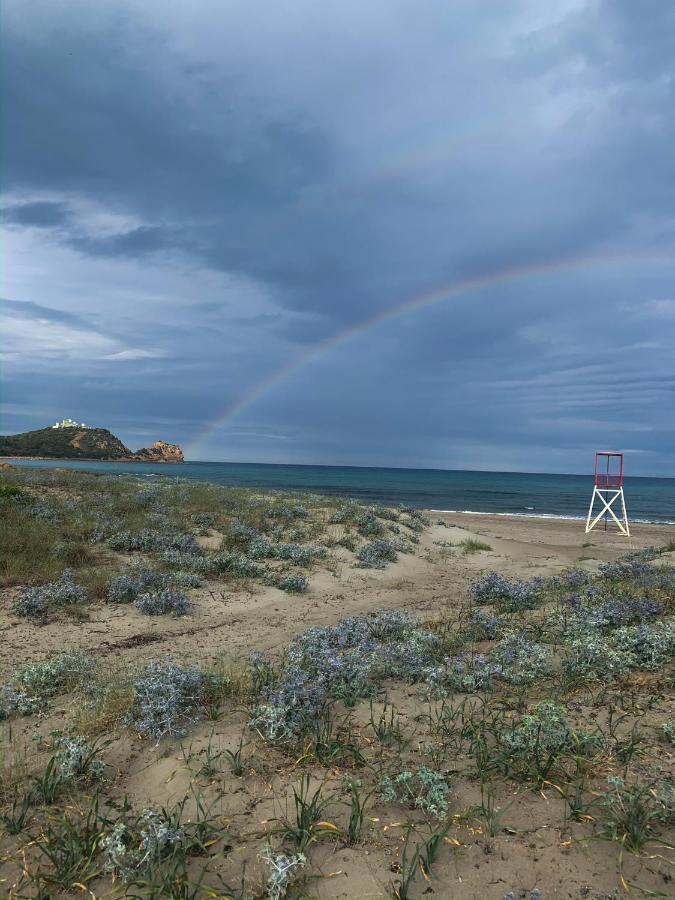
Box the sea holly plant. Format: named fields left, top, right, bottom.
left=494, top=701, right=603, bottom=783
left=599, top=776, right=665, bottom=853
left=107, top=529, right=202, bottom=554
left=492, top=631, right=551, bottom=684
left=356, top=539, right=398, bottom=569
left=133, top=589, right=192, bottom=616
left=564, top=593, right=664, bottom=631
left=278, top=573, right=309, bottom=594
left=249, top=610, right=443, bottom=746
left=126, top=660, right=206, bottom=740
left=191, top=512, right=216, bottom=534
left=501, top=700, right=600, bottom=756
left=612, top=620, right=675, bottom=669
left=465, top=608, right=503, bottom=641
left=258, top=844, right=306, bottom=900
left=470, top=572, right=542, bottom=612
left=52, top=733, right=106, bottom=781
left=1, top=652, right=96, bottom=719
left=108, top=565, right=166, bottom=603
left=101, top=807, right=188, bottom=882
left=379, top=766, right=450, bottom=820
left=563, top=629, right=633, bottom=681
left=12, top=568, right=87, bottom=618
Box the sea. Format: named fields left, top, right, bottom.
left=6, top=458, right=675, bottom=524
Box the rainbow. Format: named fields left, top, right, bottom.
left=187, top=249, right=673, bottom=456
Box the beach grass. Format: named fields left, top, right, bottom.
left=459, top=537, right=492, bottom=554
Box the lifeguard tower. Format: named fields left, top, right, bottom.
left=585, top=451, right=629, bottom=536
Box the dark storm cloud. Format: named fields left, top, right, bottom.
left=1, top=0, right=674, bottom=472
left=3, top=201, right=71, bottom=228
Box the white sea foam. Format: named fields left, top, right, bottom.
left=430, top=509, right=675, bottom=525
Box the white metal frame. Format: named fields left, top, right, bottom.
left=585, top=486, right=630, bottom=536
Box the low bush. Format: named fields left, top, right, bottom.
left=566, top=593, right=663, bottom=629
left=502, top=700, right=600, bottom=755
left=599, top=557, right=675, bottom=593
left=258, top=845, right=306, bottom=900
left=134, top=589, right=192, bottom=617
left=612, top=620, right=675, bottom=669
left=108, top=530, right=202, bottom=555
left=465, top=608, right=503, bottom=641
left=492, top=631, right=551, bottom=684
left=264, top=500, right=308, bottom=521
left=496, top=700, right=603, bottom=781
left=159, top=550, right=217, bottom=575
left=126, top=660, right=206, bottom=740
left=168, top=570, right=203, bottom=588
left=0, top=482, right=29, bottom=502
left=108, top=566, right=165, bottom=603
left=0, top=684, right=43, bottom=719
left=102, top=806, right=189, bottom=882
left=228, top=517, right=260, bottom=544
left=1, top=652, right=96, bottom=719
left=12, top=568, right=88, bottom=618
left=329, top=500, right=361, bottom=524
left=379, top=766, right=450, bottom=819
left=191, top=512, right=216, bottom=534
left=53, top=734, right=106, bottom=780
left=563, top=629, right=633, bottom=680
left=470, top=572, right=541, bottom=612
left=550, top=567, right=594, bottom=590
left=250, top=610, right=441, bottom=745
left=356, top=539, right=398, bottom=569
left=247, top=539, right=327, bottom=566
left=278, top=573, right=309, bottom=593
left=355, top=510, right=385, bottom=537
left=599, top=776, right=667, bottom=852
left=425, top=653, right=503, bottom=694
left=212, top=551, right=265, bottom=578
left=51, top=539, right=92, bottom=567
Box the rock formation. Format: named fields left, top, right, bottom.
left=132, top=440, right=184, bottom=463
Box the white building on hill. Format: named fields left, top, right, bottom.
left=52, top=418, right=91, bottom=429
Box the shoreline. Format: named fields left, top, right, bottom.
left=430, top=508, right=675, bottom=525
left=2, top=459, right=673, bottom=524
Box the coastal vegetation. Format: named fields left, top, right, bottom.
left=0, top=466, right=422, bottom=601
left=0, top=467, right=673, bottom=897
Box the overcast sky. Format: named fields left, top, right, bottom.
left=2, top=0, right=674, bottom=474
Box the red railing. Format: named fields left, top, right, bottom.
left=594, top=451, right=624, bottom=488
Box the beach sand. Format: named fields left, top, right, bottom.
left=1, top=511, right=673, bottom=898
left=2, top=511, right=671, bottom=674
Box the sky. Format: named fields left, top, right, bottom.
left=1, top=0, right=674, bottom=475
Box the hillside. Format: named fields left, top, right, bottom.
left=0, top=426, right=184, bottom=462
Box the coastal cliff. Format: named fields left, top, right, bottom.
left=0, top=426, right=184, bottom=462
left=131, top=440, right=184, bottom=463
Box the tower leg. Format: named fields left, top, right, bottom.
left=585, top=487, right=598, bottom=534
left=585, top=487, right=630, bottom=536
left=619, top=488, right=630, bottom=537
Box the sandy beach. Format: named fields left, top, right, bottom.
left=2, top=510, right=671, bottom=675
left=1, top=469, right=673, bottom=898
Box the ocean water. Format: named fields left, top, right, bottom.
left=6, top=458, right=675, bottom=524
